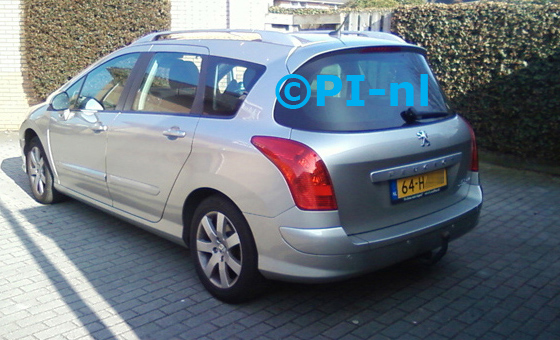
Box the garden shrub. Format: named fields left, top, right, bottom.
left=23, top=0, right=170, bottom=103
left=393, top=2, right=560, bottom=162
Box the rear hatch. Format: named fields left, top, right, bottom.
left=275, top=46, right=474, bottom=235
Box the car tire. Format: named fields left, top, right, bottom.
left=190, top=195, right=266, bottom=303
left=26, top=137, right=64, bottom=204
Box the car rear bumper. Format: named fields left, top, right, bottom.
left=248, top=184, right=482, bottom=283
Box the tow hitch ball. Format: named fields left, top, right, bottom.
left=430, top=231, right=450, bottom=264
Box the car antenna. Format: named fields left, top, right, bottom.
left=329, top=14, right=349, bottom=38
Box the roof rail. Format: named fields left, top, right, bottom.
left=132, top=29, right=303, bottom=47
left=293, top=30, right=406, bottom=43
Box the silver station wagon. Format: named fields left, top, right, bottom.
left=20, top=29, right=482, bottom=302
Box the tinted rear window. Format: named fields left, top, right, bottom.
left=274, top=47, right=450, bottom=132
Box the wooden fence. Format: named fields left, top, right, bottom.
left=265, top=11, right=393, bottom=32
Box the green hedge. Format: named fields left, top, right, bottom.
left=344, top=0, right=425, bottom=8
left=268, top=7, right=337, bottom=15
left=23, top=0, right=170, bottom=103
left=392, top=2, right=560, bottom=163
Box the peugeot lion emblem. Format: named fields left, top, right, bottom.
left=417, top=130, right=431, bottom=147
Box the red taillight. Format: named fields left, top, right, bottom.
left=462, top=117, right=479, bottom=172
left=251, top=136, right=338, bottom=211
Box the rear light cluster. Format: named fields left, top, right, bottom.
left=462, top=117, right=479, bottom=172
left=251, top=136, right=338, bottom=211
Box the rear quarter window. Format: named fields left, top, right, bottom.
left=202, top=57, right=266, bottom=117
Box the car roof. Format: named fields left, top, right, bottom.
left=133, top=29, right=410, bottom=49
left=129, top=29, right=422, bottom=71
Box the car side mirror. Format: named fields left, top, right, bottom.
left=51, top=92, right=70, bottom=111
left=80, top=97, right=104, bottom=111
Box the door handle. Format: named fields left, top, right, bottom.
left=91, top=122, right=107, bottom=132
left=163, top=127, right=186, bottom=138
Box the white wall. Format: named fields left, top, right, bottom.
left=170, top=0, right=273, bottom=30
left=0, top=0, right=30, bottom=130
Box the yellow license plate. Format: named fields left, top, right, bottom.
left=390, top=168, right=447, bottom=202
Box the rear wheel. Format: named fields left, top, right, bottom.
left=26, top=137, right=64, bottom=204
left=190, top=196, right=266, bottom=303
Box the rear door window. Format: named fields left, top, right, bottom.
left=132, top=52, right=202, bottom=114
left=275, top=47, right=451, bottom=132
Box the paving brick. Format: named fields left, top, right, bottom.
left=483, top=307, right=511, bottom=323
left=519, top=318, right=550, bottom=337
left=381, top=320, right=413, bottom=338
left=395, top=296, right=427, bottom=313
left=264, top=310, right=300, bottom=328
left=237, top=310, right=274, bottom=327
left=407, top=319, right=439, bottom=338
left=292, top=309, right=327, bottom=327
left=132, top=298, right=170, bottom=316
left=263, top=322, right=301, bottom=339
left=322, top=321, right=357, bottom=339
left=5, top=321, right=50, bottom=339
left=402, top=308, right=432, bottom=325
left=524, top=294, right=551, bottom=311
left=292, top=320, right=330, bottom=339
left=476, top=331, right=507, bottom=340
left=350, top=320, right=385, bottom=339
left=509, top=306, right=540, bottom=324
left=463, top=319, right=495, bottom=338
left=434, top=319, right=468, bottom=338
left=491, top=318, right=522, bottom=337
left=232, top=322, right=273, bottom=339
left=423, top=296, right=452, bottom=312
left=376, top=309, right=408, bottom=325
left=183, top=309, right=222, bottom=328
left=34, top=321, right=79, bottom=339
left=127, top=310, right=166, bottom=328
left=210, top=310, right=247, bottom=327
left=338, top=334, right=365, bottom=340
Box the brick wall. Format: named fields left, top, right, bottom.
left=0, top=0, right=30, bottom=131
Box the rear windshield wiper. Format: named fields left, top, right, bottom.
left=400, top=107, right=454, bottom=124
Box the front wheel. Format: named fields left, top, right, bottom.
left=26, top=137, right=64, bottom=204
left=190, top=196, right=266, bottom=303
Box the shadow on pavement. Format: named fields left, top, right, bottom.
left=1, top=156, right=34, bottom=199
left=0, top=199, right=127, bottom=338
left=1, top=151, right=460, bottom=339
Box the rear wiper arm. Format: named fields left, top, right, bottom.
left=400, top=107, right=453, bottom=124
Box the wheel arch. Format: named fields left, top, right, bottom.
left=181, top=188, right=245, bottom=245
left=22, top=128, right=55, bottom=177
left=23, top=128, right=39, bottom=154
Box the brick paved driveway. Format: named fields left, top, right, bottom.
left=1, top=131, right=559, bottom=340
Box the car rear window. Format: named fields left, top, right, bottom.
left=274, top=47, right=451, bottom=132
